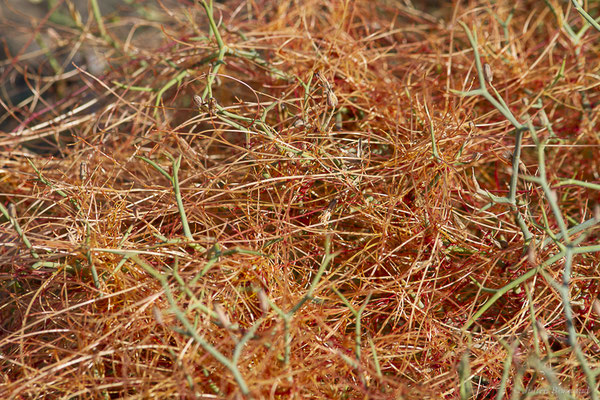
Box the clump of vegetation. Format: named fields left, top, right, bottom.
left=1, top=0, right=599, bottom=398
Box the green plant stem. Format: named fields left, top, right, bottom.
left=289, top=237, right=336, bottom=315
left=193, top=247, right=266, bottom=282
left=200, top=0, right=225, bottom=49
left=524, top=284, right=541, bottom=357
left=205, top=103, right=312, bottom=158
left=332, top=288, right=372, bottom=361
left=527, top=357, right=568, bottom=400
left=553, top=178, right=600, bottom=191
left=0, top=203, right=39, bottom=260
left=540, top=217, right=597, bottom=250
left=458, top=350, right=473, bottom=400
left=496, top=338, right=517, bottom=400
left=526, top=121, right=570, bottom=242
left=112, top=81, right=155, bottom=92
left=368, top=336, right=382, bottom=379
left=27, top=159, right=100, bottom=289
left=424, top=101, right=440, bottom=161
left=128, top=253, right=251, bottom=396
left=35, top=33, right=61, bottom=74
left=198, top=0, right=227, bottom=100
left=571, top=0, right=600, bottom=32
left=462, top=251, right=563, bottom=330
left=90, top=0, right=118, bottom=49
left=154, top=70, right=189, bottom=118
left=138, top=155, right=204, bottom=252
left=170, top=155, right=192, bottom=241
left=455, top=22, right=524, bottom=130
left=265, top=236, right=336, bottom=368
left=556, top=250, right=598, bottom=399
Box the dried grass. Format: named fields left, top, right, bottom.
left=1, top=0, right=600, bottom=398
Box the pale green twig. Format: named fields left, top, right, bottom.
left=27, top=159, right=100, bottom=289
left=0, top=203, right=39, bottom=260
left=137, top=154, right=205, bottom=252
left=91, top=0, right=118, bottom=49
left=571, top=0, right=600, bottom=32
left=265, top=235, right=337, bottom=367
left=332, top=288, right=372, bottom=361
left=128, top=253, right=253, bottom=396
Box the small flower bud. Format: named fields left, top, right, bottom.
left=214, top=302, right=231, bottom=330
left=8, top=203, right=16, bottom=219
left=467, top=152, right=481, bottom=163
left=80, top=162, right=88, bottom=181
left=527, top=243, right=537, bottom=266
left=593, top=299, right=600, bottom=317
left=153, top=305, right=164, bottom=325
left=548, top=190, right=558, bottom=204
left=207, top=97, right=218, bottom=113
left=535, top=319, right=548, bottom=342
left=484, top=63, right=493, bottom=83
left=320, top=198, right=337, bottom=225
left=257, top=289, right=270, bottom=314
left=327, top=90, right=338, bottom=108
left=193, top=95, right=203, bottom=109
left=293, top=118, right=306, bottom=128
